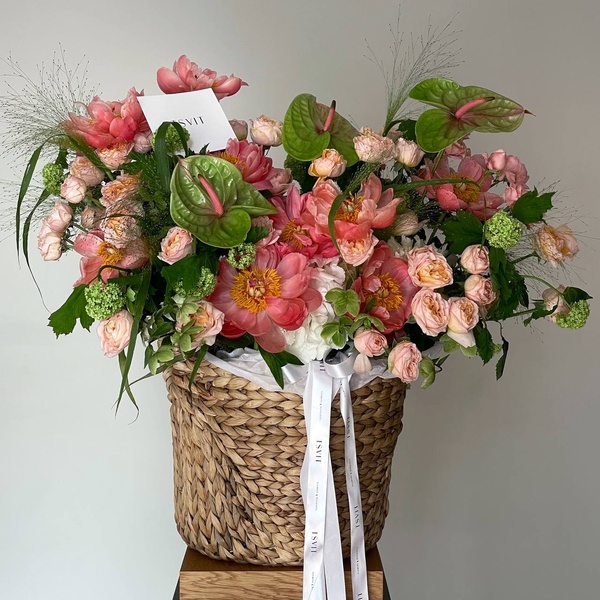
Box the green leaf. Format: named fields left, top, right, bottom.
left=442, top=334, right=460, bottom=353
left=419, top=356, right=436, bottom=389
left=188, top=344, right=209, bottom=389
left=523, top=300, right=554, bottom=325
left=48, top=285, right=94, bottom=336
left=562, top=287, right=593, bottom=305
left=511, top=189, right=554, bottom=225
left=474, top=325, right=495, bottom=365
left=170, top=155, right=276, bottom=248
left=441, top=210, right=484, bottom=254
left=325, top=289, right=360, bottom=317
left=495, top=336, right=510, bottom=379
left=161, top=251, right=218, bottom=297
left=488, top=248, right=528, bottom=320
left=282, top=94, right=359, bottom=165
left=409, top=78, right=527, bottom=152
left=258, top=347, right=303, bottom=389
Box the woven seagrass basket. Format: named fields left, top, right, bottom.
left=164, top=358, right=407, bottom=566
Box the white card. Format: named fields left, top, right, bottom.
left=138, top=89, right=235, bottom=152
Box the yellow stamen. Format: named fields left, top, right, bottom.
left=98, top=242, right=125, bottom=266
left=365, top=274, right=403, bottom=312
left=230, top=267, right=282, bottom=314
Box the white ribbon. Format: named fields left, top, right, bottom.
left=300, top=352, right=369, bottom=600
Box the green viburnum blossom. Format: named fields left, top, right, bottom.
left=173, top=267, right=217, bottom=299
left=227, top=243, right=257, bottom=269
left=84, top=282, right=125, bottom=321
left=151, top=124, right=190, bottom=153
left=42, top=163, right=65, bottom=196
left=556, top=300, right=590, bottom=330
left=485, top=211, right=523, bottom=249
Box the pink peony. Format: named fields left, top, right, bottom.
left=73, top=230, right=149, bottom=286
left=411, top=289, right=450, bottom=336
left=218, top=138, right=277, bottom=191
left=407, top=246, right=454, bottom=289
left=157, top=55, right=246, bottom=100
left=337, top=227, right=378, bottom=266
left=62, top=88, right=149, bottom=150
left=97, top=310, right=133, bottom=358
left=445, top=137, right=472, bottom=159
left=503, top=184, right=529, bottom=207
left=351, top=243, right=419, bottom=333
left=417, top=155, right=503, bottom=220
left=69, top=155, right=104, bottom=186
left=209, top=248, right=322, bottom=353
left=60, top=176, right=87, bottom=204
left=460, top=244, right=490, bottom=275
left=388, top=341, right=422, bottom=383
left=158, top=227, right=194, bottom=264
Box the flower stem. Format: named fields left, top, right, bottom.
left=512, top=252, right=537, bottom=264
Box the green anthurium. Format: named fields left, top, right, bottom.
left=282, top=94, right=359, bottom=166
left=170, top=155, right=276, bottom=248
left=409, top=78, right=528, bottom=152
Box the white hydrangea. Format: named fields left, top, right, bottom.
left=284, top=259, right=346, bottom=363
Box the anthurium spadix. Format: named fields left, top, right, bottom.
left=170, top=155, right=276, bottom=248
left=409, top=78, right=529, bottom=153
left=282, top=93, right=360, bottom=166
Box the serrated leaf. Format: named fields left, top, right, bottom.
left=495, top=336, right=510, bottom=379
left=474, top=325, right=495, bottom=364
left=562, top=287, right=593, bottom=305
left=170, top=155, right=276, bottom=248
left=511, top=189, right=554, bottom=225
left=48, top=285, right=93, bottom=336
left=488, top=248, right=528, bottom=320
left=441, top=210, right=484, bottom=253
left=409, top=78, right=526, bottom=152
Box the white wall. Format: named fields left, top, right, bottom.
left=1, top=1, right=599, bottom=598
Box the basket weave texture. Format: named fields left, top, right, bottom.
left=164, top=359, right=407, bottom=566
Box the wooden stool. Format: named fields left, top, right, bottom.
left=172, top=546, right=391, bottom=599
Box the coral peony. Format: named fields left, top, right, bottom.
left=209, top=248, right=322, bottom=353
left=218, top=138, right=277, bottom=191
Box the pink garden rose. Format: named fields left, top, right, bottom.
left=100, top=172, right=140, bottom=207
left=388, top=341, right=422, bottom=383
left=486, top=150, right=529, bottom=186
left=447, top=297, right=479, bottom=347
left=99, top=200, right=144, bottom=248
left=133, top=131, right=152, bottom=154
left=96, top=142, right=134, bottom=170
left=37, top=222, right=62, bottom=261
left=407, top=246, right=454, bottom=289
left=460, top=244, right=490, bottom=275
left=45, top=201, right=73, bottom=234
left=218, top=138, right=277, bottom=191
left=80, top=206, right=106, bottom=229
left=209, top=248, right=322, bottom=353
left=395, top=138, right=424, bottom=167
left=353, top=128, right=396, bottom=163
left=229, top=119, right=248, bottom=141
left=60, top=175, right=87, bottom=204
left=533, top=224, right=579, bottom=267
left=268, top=168, right=293, bottom=195
left=249, top=115, right=283, bottom=147
left=542, top=286, right=569, bottom=323
left=337, top=229, right=378, bottom=266
left=158, top=227, right=194, bottom=264
left=69, top=155, right=104, bottom=186
left=464, top=275, right=497, bottom=307
left=157, top=55, right=246, bottom=100
left=179, top=301, right=224, bottom=348
left=353, top=328, right=388, bottom=373
left=411, top=289, right=450, bottom=336
left=308, top=148, right=347, bottom=178
left=97, top=310, right=133, bottom=358
left=351, top=243, right=419, bottom=333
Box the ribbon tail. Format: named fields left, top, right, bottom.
left=324, top=454, right=346, bottom=600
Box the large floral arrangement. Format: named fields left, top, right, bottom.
left=9, top=52, right=591, bottom=405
